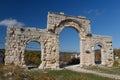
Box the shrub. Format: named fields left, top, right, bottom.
left=68, top=58, right=80, bottom=65
left=24, top=51, right=41, bottom=66
left=113, top=60, right=119, bottom=68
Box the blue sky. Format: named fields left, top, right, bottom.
left=0, top=0, right=120, bottom=52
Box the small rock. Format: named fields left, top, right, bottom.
left=24, top=78, right=29, bottom=80
left=4, top=72, right=13, bottom=77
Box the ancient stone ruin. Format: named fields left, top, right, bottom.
left=5, top=12, right=114, bottom=69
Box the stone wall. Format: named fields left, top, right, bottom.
left=5, top=12, right=114, bottom=69
left=5, top=26, right=59, bottom=69
left=84, top=34, right=114, bottom=66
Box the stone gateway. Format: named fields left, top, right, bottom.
left=5, top=12, right=114, bottom=69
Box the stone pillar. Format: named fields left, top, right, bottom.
left=21, top=46, right=26, bottom=67
left=101, top=49, right=106, bottom=65
left=54, top=35, right=60, bottom=69
left=91, top=46, right=95, bottom=65
left=39, top=43, right=45, bottom=69
left=80, top=39, right=85, bottom=67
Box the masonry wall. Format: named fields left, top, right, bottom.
left=5, top=12, right=114, bottom=69
left=5, top=26, right=59, bottom=69
left=84, top=34, right=114, bottom=66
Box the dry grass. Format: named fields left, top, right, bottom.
left=84, top=66, right=120, bottom=75
left=0, top=64, right=117, bottom=80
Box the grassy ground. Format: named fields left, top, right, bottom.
left=28, top=69, right=117, bottom=80
left=84, top=66, right=120, bottom=75
left=0, top=64, right=118, bottom=80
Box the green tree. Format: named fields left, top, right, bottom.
left=114, top=49, right=120, bottom=58
left=95, top=49, right=101, bottom=61
left=24, top=50, right=41, bottom=66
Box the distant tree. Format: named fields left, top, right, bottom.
left=114, top=49, right=120, bottom=58
left=68, top=58, right=80, bottom=65
left=95, top=49, right=101, bottom=61
left=24, top=50, right=41, bottom=66
left=0, top=49, right=5, bottom=54
left=59, top=52, right=80, bottom=67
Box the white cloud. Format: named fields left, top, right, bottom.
left=84, top=9, right=105, bottom=20
left=86, top=9, right=104, bottom=16
left=0, top=19, right=24, bottom=27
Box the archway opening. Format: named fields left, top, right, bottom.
left=0, top=26, right=6, bottom=64
left=24, top=41, right=41, bottom=69
left=59, top=27, right=80, bottom=68
left=94, top=45, right=102, bottom=64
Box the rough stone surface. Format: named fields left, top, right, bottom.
left=5, top=12, right=114, bottom=69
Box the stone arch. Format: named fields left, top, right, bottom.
left=93, top=44, right=102, bottom=65
left=5, top=12, right=114, bottom=69
left=21, top=39, right=44, bottom=68
left=94, top=42, right=104, bottom=49
left=54, top=19, right=87, bottom=67
left=59, top=27, right=80, bottom=67
left=49, top=18, right=91, bottom=67
left=25, top=39, right=42, bottom=45
left=91, top=42, right=106, bottom=65
left=54, top=19, right=86, bottom=38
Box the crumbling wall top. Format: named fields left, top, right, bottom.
left=7, top=26, right=47, bottom=34
left=92, top=34, right=112, bottom=41
left=47, top=12, right=90, bottom=31
left=48, top=12, right=89, bottom=20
